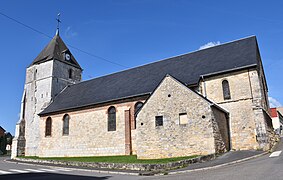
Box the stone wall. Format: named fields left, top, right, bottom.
left=211, top=106, right=230, bottom=153
left=22, top=59, right=82, bottom=157
left=52, top=60, right=82, bottom=97
left=38, top=98, right=146, bottom=157
left=200, top=68, right=272, bottom=150
left=24, top=61, right=53, bottom=156
left=136, top=75, right=228, bottom=159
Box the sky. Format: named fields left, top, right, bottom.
left=0, top=0, right=282, bottom=134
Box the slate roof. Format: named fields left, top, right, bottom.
left=30, top=35, right=82, bottom=69
left=39, top=36, right=260, bottom=115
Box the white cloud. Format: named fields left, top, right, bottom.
left=65, top=26, right=78, bottom=38
left=268, top=96, right=282, bottom=108
left=199, top=41, right=221, bottom=50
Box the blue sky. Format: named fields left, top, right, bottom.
left=0, top=0, right=282, bottom=134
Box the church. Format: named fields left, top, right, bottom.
left=12, top=32, right=275, bottom=159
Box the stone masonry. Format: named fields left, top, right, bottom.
left=200, top=68, right=273, bottom=150
left=12, top=35, right=274, bottom=160
left=136, top=75, right=229, bottom=159
left=39, top=98, right=146, bottom=157
left=14, top=59, right=82, bottom=157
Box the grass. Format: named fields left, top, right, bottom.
left=19, top=155, right=199, bottom=164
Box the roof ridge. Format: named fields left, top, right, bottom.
left=72, top=35, right=257, bottom=86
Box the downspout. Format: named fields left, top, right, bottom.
left=202, top=75, right=207, bottom=98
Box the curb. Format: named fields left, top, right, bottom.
left=270, top=138, right=282, bottom=153
left=5, top=151, right=269, bottom=176
left=168, top=151, right=269, bottom=175
left=10, top=154, right=216, bottom=172
left=4, top=159, right=139, bottom=176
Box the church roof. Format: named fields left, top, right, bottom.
left=30, top=35, right=82, bottom=69
left=39, top=36, right=260, bottom=115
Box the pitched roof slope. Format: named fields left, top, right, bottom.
left=40, top=36, right=259, bottom=115
left=31, top=35, right=82, bottom=69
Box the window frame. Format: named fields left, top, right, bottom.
left=63, top=114, right=70, bottom=136
left=108, top=106, right=116, bottom=131
left=45, top=117, right=52, bottom=137
left=134, top=102, right=144, bottom=129
left=155, top=116, right=163, bottom=127
left=179, top=113, right=188, bottom=125
left=222, top=80, right=231, bottom=100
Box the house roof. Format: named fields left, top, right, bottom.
left=270, top=108, right=278, bottom=118
left=0, top=126, right=5, bottom=132
left=39, top=36, right=260, bottom=116
left=30, top=35, right=82, bottom=69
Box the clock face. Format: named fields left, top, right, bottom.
left=65, top=53, right=71, bottom=61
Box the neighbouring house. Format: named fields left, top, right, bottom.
left=12, top=31, right=275, bottom=159
left=270, top=108, right=283, bottom=135
left=0, top=126, right=5, bottom=137
left=0, top=127, right=13, bottom=154
left=0, top=126, right=6, bottom=154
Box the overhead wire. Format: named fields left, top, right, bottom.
left=0, top=11, right=129, bottom=69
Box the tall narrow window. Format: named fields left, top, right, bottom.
left=34, top=69, right=37, bottom=81
left=134, top=102, right=143, bottom=114
left=63, top=114, right=70, bottom=135
left=134, top=102, right=144, bottom=129
left=108, top=106, right=116, bottom=131
left=222, top=80, right=231, bottom=100
left=45, top=117, right=52, bottom=136
left=68, top=69, right=73, bottom=79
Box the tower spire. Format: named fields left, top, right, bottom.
left=56, top=13, right=61, bottom=35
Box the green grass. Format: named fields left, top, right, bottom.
left=19, top=155, right=199, bottom=164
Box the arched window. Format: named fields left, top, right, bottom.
left=45, top=117, right=52, bottom=136
left=108, top=106, right=116, bottom=131
left=222, top=80, right=231, bottom=100
left=134, top=102, right=144, bottom=129
left=68, top=69, right=73, bottom=79
left=134, top=102, right=144, bottom=114
left=63, top=114, right=70, bottom=135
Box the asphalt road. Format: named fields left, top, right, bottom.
left=0, top=138, right=282, bottom=180
left=148, top=138, right=283, bottom=180
left=0, top=157, right=141, bottom=180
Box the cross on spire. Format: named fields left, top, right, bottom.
left=56, top=13, right=61, bottom=35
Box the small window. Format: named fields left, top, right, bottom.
left=34, top=69, right=37, bottom=81
left=155, top=116, right=163, bottom=127
left=222, top=80, right=231, bottom=100
left=108, top=106, right=116, bottom=131
left=179, top=113, right=188, bottom=125
left=68, top=69, right=73, bottom=79
left=63, top=114, right=70, bottom=135
left=45, top=117, right=52, bottom=136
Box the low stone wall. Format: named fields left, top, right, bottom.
left=14, top=154, right=216, bottom=171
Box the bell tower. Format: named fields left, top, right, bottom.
left=12, top=26, right=82, bottom=157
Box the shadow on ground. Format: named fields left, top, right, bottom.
left=0, top=173, right=111, bottom=180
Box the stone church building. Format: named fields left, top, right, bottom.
left=12, top=33, right=275, bottom=159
